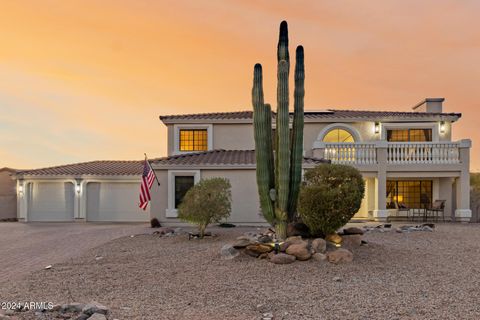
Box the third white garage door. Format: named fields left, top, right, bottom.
left=86, top=182, right=149, bottom=222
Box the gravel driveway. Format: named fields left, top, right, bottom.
left=0, top=222, right=150, bottom=284
left=1, top=223, right=480, bottom=319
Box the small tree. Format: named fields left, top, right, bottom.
left=298, top=164, right=365, bottom=235
left=178, top=177, right=232, bottom=238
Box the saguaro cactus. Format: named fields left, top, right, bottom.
left=252, top=21, right=305, bottom=240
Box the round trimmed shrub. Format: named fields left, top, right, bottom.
left=178, top=177, right=232, bottom=238
left=298, top=164, right=365, bottom=235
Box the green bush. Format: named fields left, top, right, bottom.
left=178, top=177, right=232, bottom=238
left=298, top=164, right=365, bottom=235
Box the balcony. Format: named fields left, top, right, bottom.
left=319, top=141, right=469, bottom=165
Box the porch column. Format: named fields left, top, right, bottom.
left=372, top=141, right=388, bottom=221
left=16, top=179, right=28, bottom=222
left=74, top=178, right=86, bottom=222
left=455, top=139, right=472, bottom=222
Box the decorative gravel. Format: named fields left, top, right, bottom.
left=2, top=223, right=480, bottom=320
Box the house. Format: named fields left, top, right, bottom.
left=15, top=97, right=472, bottom=224
left=0, top=168, right=17, bottom=221
left=150, top=97, right=471, bottom=224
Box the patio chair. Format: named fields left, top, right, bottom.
left=426, top=200, right=446, bottom=222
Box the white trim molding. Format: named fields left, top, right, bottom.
left=166, top=170, right=201, bottom=218
left=173, top=124, right=213, bottom=155
left=313, top=123, right=362, bottom=149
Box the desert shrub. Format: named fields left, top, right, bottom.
left=178, top=177, right=232, bottom=237
left=150, top=218, right=161, bottom=228
left=298, top=164, right=365, bottom=235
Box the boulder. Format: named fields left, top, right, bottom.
left=246, top=244, right=273, bottom=254
left=327, top=248, right=353, bottom=264
left=244, top=248, right=261, bottom=258
left=232, top=238, right=253, bottom=249
left=220, top=244, right=240, bottom=260
left=257, top=235, right=273, bottom=244
left=86, top=314, right=107, bottom=320
left=287, top=222, right=310, bottom=237
left=269, top=253, right=296, bottom=264
left=343, top=227, right=364, bottom=235
left=279, top=242, right=290, bottom=252
left=285, top=243, right=311, bottom=261
left=285, top=236, right=305, bottom=245
left=61, top=303, right=85, bottom=313
left=325, top=233, right=342, bottom=244
left=75, top=314, right=90, bottom=320
left=341, top=234, right=362, bottom=250
left=312, top=253, right=327, bottom=262
left=311, top=238, right=327, bottom=254
left=82, top=302, right=108, bottom=316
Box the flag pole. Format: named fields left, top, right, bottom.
left=144, top=153, right=161, bottom=186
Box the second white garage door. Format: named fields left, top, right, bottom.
left=86, top=182, right=149, bottom=222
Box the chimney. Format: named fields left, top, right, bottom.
left=412, top=98, right=444, bottom=113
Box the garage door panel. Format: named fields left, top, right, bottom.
left=87, top=182, right=149, bottom=222
left=28, top=182, right=74, bottom=221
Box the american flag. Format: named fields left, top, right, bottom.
left=139, top=159, right=155, bottom=210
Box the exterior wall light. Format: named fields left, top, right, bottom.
left=374, top=122, right=380, bottom=134
left=75, top=183, right=81, bottom=194
left=440, top=121, right=446, bottom=133
left=18, top=184, right=24, bottom=195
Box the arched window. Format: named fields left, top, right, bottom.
left=322, top=128, right=355, bottom=143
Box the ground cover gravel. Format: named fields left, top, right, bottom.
left=1, top=223, right=480, bottom=320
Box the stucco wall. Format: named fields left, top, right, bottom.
left=213, top=124, right=255, bottom=151
left=150, top=168, right=266, bottom=226
left=0, top=170, right=17, bottom=220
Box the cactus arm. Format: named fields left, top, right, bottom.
left=276, top=59, right=290, bottom=216
left=277, top=20, right=290, bottom=72
left=288, top=45, right=305, bottom=220
left=252, top=64, right=275, bottom=224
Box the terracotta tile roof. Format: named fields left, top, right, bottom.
left=151, top=149, right=328, bottom=167
left=160, top=109, right=461, bottom=122
left=17, top=160, right=144, bottom=176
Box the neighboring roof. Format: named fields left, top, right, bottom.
left=17, top=160, right=144, bottom=177
left=160, top=109, right=461, bottom=124
left=0, top=167, right=18, bottom=173
left=151, top=149, right=328, bottom=167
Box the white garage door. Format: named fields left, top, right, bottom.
left=28, top=182, right=75, bottom=221
left=86, top=182, right=149, bottom=222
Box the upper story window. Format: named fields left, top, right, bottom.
left=179, top=129, right=208, bottom=151
left=322, top=128, right=355, bottom=143
left=387, top=129, right=432, bottom=142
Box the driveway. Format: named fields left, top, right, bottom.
left=0, top=222, right=150, bottom=284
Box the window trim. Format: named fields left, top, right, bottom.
left=313, top=123, right=361, bottom=149
left=173, top=124, right=213, bottom=155
left=166, top=170, right=200, bottom=218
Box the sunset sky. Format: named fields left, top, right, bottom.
left=1, top=0, right=479, bottom=171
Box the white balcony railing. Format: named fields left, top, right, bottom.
left=323, top=143, right=376, bottom=165
left=387, top=142, right=460, bottom=164
left=322, top=142, right=462, bottom=165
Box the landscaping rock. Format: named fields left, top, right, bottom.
left=327, top=248, right=353, bottom=264
left=75, top=314, right=90, bottom=320
left=244, top=248, right=261, bottom=258
left=232, top=238, right=252, bottom=249
left=257, top=235, right=273, bottom=243
left=286, top=243, right=311, bottom=261
left=246, top=243, right=273, bottom=255
left=312, top=253, right=327, bottom=262
left=311, top=238, right=327, bottom=254
left=285, top=236, right=305, bottom=245
left=269, top=253, right=296, bottom=264
left=343, top=227, right=364, bottom=235
left=279, top=242, right=290, bottom=252
left=220, top=244, right=239, bottom=260
left=286, top=222, right=310, bottom=237
left=86, top=314, right=107, bottom=320
left=82, top=302, right=108, bottom=316
left=341, top=234, right=362, bottom=250
left=325, top=233, right=342, bottom=244
left=61, top=303, right=85, bottom=313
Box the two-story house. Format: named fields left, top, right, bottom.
left=14, top=98, right=471, bottom=224
left=151, top=98, right=471, bottom=225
